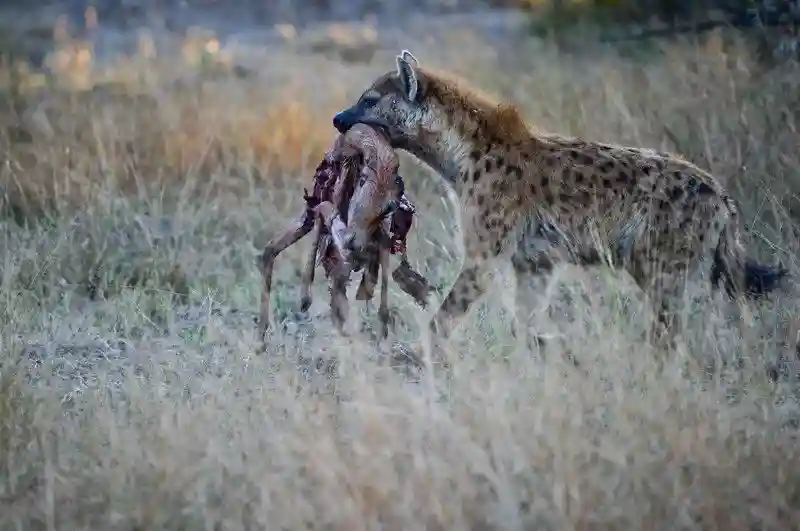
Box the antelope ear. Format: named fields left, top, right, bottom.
left=396, top=50, right=419, bottom=102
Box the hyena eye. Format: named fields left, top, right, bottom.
left=360, top=93, right=381, bottom=107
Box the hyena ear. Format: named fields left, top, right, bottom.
left=396, top=50, right=419, bottom=102
left=400, top=49, right=419, bottom=68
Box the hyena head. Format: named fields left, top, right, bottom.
left=333, top=50, right=445, bottom=169
left=334, top=50, right=527, bottom=183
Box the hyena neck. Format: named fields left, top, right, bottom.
left=410, top=125, right=492, bottom=200
left=414, top=99, right=531, bottom=199
left=434, top=130, right=476, bottom=186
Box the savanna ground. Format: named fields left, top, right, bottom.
left=2, top=7, right=800, bottom=529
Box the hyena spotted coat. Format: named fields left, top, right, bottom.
left=332, top=49, right=788, bottom=357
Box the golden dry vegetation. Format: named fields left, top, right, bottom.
left=1, top=17, right=800, bottom=530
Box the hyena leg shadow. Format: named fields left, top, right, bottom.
left=506, top=217, right=591, bottom=360
left=508, top=242, right=562, bottom=359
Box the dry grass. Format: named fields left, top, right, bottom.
left=1, top=23, right=800, bottom=530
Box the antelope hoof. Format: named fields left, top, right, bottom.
left=257, top=319, right=271, bottom=342
left=378, top=307, right=392, bottom=339
left=356, top=280, right=374, bottom=301
left=300, top=294, right=313, bottom=312
left=332, top=310, right=347, bottom=335
left=331, top=297, right=349, bottom=334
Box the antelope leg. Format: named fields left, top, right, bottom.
left=314, top=202, right=350, bottom=266
left=258, top=210, right=315, bottom=338
left=314, top=201, right=353, bottom=334
left=378, top=241, right=392, bottom=340
left=392, top=251, right=434, bottom=309
left=356, top=250, right=379, bottom=301
left=299, top=216, right=324, bottom=312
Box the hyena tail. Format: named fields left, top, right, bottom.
left=711, top=223, right=789, bottom=299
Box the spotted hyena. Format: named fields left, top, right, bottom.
left=331, top=49, right=789, bottom=362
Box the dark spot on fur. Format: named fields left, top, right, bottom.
left=599, top=161, right=615, bottom=173
left=688, top=177, right=697, bottom=187
left=697, top=182, right=715, bottom=195
left=507, top=165, right=523, bottom=180
left=472, top=169, right=482, bottom=183
left=668, top=187, right=684, bottom=201
left=603, top=178, right=612, bottom=189
left=541, top=176, right=549, bottom=187
left=496, top=156, right=505, bottom=167
left=672, top=171, right=683, bottom=180
left=484, top=159, right=493, bottom=173
left=617, top=171, right=630, bottom=183
left=579, top=153, right=594, bottom=166
left=492, top=239, right=504, bottom=255
left=470, top=150, right=482, bottom=161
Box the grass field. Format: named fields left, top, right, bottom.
left=2, top=21, right=800, bottom=529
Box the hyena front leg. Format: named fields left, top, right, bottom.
left=259, top=210, right=315, bottom=338
left=424, top=258, right=493, bottom=367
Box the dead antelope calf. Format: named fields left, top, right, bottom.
left=258, top=123, right=432, bottom=340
